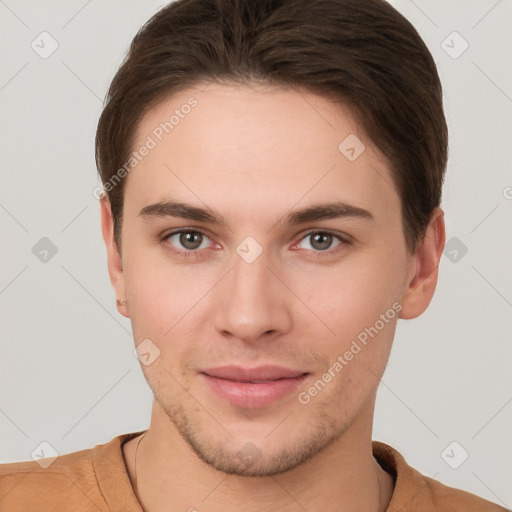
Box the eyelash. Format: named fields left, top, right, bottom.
left=161, top=228, right=352, bottom=259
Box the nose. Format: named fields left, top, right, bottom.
left=212, top=246, right=292, bottom=344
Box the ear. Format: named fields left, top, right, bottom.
left=100, top=196, right=129, bottom=318
left=399, top=207, right=445, bottom=319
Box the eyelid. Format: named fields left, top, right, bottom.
left=162, top=227, right=210, bottom=239
left=294, top=228, right=353, bottom=244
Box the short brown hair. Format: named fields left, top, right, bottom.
left=95, top=0, right=448, bottom=253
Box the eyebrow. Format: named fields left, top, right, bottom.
left=138, top=200, right=374, bottom=227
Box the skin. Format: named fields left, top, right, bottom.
left=101, top=82, right=445, bottom=512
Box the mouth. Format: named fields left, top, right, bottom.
left=199, top=365, right=310, bottom=408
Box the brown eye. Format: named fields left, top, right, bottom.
left=179, top=231, right=203, bottom=250
left=297, top=231, right=343, bottom=252
left=164, top=230, right=210, bottom=252
left=310, top=232, right=334, bottom=251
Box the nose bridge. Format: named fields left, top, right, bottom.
left=213, top=243, right=291, bottom=341
left=232, top=249, right=271, bottom=304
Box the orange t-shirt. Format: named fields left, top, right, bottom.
left=0, top=430, right=507, bottom=511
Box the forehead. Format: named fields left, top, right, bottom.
left=125, top=82, right=399, bottom=222
left=134, top=82, right=365, bottom=156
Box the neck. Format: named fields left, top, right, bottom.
left=123, top=401, right=394, bottom=512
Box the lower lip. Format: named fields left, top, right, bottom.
left=201, top=373, right=309, bottom=408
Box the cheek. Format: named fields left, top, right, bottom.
left=122, top=248, right=217, bottom=352
left=289, top=245, right=405, bottom=398
left=294, top=250, right=405, bottom=337
left=296, top=304, right=398, bottom=414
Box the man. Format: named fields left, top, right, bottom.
left=0, top=0, right=507, bottom=510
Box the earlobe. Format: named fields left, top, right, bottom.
left=399, top=208, right=446, bottom=319
left=100, top=197, right=130, bottom=318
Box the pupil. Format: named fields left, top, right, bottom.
left=181, top=232, right=201, bottom=249
left=312, top=233, right=331, bottom=250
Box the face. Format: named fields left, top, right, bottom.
left=102, top=82, right=432, bottom=476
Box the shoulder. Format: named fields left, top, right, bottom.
left=0, top=441, right=106, bottom=511
left=424, top=475, right=508, bottom=511
left=372, top=441, right=509, bottom=512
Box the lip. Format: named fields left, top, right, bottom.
left=199, top=365, right=309, bottom=408
left=201, top=365, right=306, bottom=381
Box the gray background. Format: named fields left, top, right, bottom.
left=1, top=0, right=511, bottom=507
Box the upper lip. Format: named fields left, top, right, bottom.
left=200, top=365, right=308, bottom=382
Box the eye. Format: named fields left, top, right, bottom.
left=161, top=228, right=351, bottom=259
left=294, top=230, right=348, bottom=254
left=163, top=229, right=215, bottom=256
